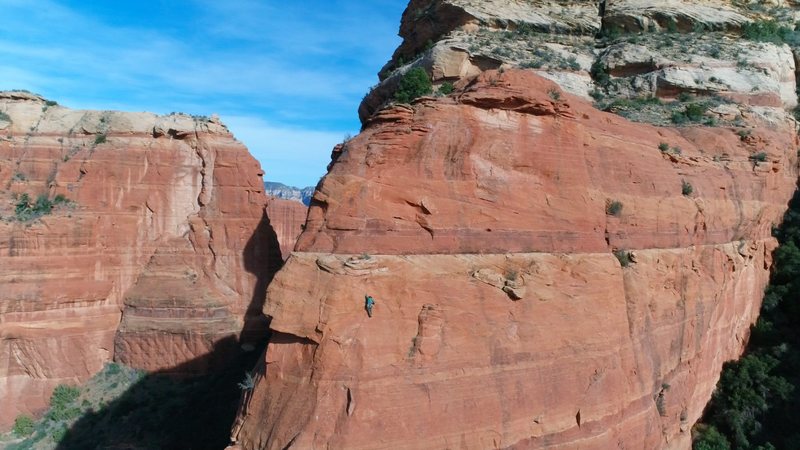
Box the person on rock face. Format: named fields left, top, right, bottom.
left=365, top=295, right=375, bottom=318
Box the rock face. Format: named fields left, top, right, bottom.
left=361, top=0, right=799, bottom=122
left=230, top=68, right=798, bottom=449
left=266, top=197, right=307, bottom=259
left=0, top=92, right=282, bottom=427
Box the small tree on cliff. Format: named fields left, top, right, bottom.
left=394, top=67, right=432, bottom=104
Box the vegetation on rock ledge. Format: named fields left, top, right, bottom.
left=394, top=67, right=432, bottom=103
left=13, top=193, right=72, bottom=222
left=2, top=360, right=249, bottom=450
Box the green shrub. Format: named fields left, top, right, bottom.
left=615, top=96, right=662, bottom=109
left=603, top=96, right=665, bottom=117
left=659, top=142, right=670, bottom=152
left=704, top=354, right=792, bottom=448
left=94, top=134, right=107, bottom=145
left=31, top=194, right=50, bottom=212
left=15, top=193, right=31, bottom=215
left=0, top=111, right=11, bottom=122
left=741, top=20, right=796, bottom=44
left=671, top=111, right=689, bottom=125
left=682, top=180, right=693, bottom=196
left=44, top=384, right=81, bottom=423
left=749, top=152, right=768, bottom=163
left=548, top=89, right=561, bottom=101
left=566, top=56, right=580, bottom=71
left=694, top=425, right=731, bottom=450
left=394, top=67, right=432, bottom=103
left=521, top=60, right=543, bottom=69
left=685, top=103, right=706, bottom=121
left=606, top=200, right=623, bottom=216
left=50, top=424, right=67, bottom=443
left=13, top=415, right=35, bottom=437
left=590, top=60, right=610, bottom=85
left=44, top=100, right=57, bottom=107
left=438, top=81, right=455, bottom=95
left=14, top=193, right=67, bottom=221
left=515, top=22, right=538, bottom=35
left=50, top=385, right=80, bottom=410
left=672, top=103, right=707, bottom=124
left=105, top=362, right=122, bottom=376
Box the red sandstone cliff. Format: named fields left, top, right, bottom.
left=266, top=198, right=308, bottom=260
left=0, top=92, right=283, bottom=428
left=229, top=70, right=798, bottom=449
left=229, top=0, right=800, bottom=446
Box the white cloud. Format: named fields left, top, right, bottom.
left=0, top=0, right=404, bottom=185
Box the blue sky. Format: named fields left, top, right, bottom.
left=0, top=0, right=406, bottom=187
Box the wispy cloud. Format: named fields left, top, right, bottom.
left=0, top=0, right=406, bottom=185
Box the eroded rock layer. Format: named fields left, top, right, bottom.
left=230, top=70, right=798, bottom=449
left=0, top=92, right=279, bottom=427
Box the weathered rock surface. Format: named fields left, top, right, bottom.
left=0, top=92, right=281, bottom=427
left=266, top=197, right=307, bottom=259
left=361, top=0, right=798, bottom=122
left=230, top=70, right=798, bottom=449
left=311, top=71, right=796, bottom=255
left=603, top=0, right=750, bottom=33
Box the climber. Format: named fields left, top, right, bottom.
left=365, top=295, right=376, bottom=318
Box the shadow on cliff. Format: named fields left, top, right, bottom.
left=55, top=210, right=284, bottom=450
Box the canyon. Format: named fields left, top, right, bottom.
left=3, top=0, right=800, bottom=449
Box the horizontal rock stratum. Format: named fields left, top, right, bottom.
left=229, top=69, right=798, bottom=449
left=0, top=91, right=297, bottom=429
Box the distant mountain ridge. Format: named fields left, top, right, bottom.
left=264, top=181, right=314, bottom=206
